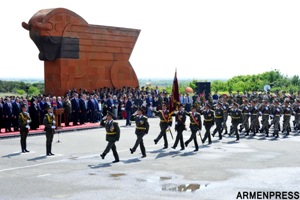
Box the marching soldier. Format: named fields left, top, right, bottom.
left=130, top=107, right=149, bottom=158
left=293, top=99, right=300, bottom=133
left=271, top=99, right=282, bottom=138
left=18, top=104, right=31, bottom=153
left=229, top=102, right=242, bottom=141
left=202, top=104, right=215, bottom=145
left=259, top=100, right=270, bottom=137
left=222, top=98, right=230, bottom=135
left=212, top=102, right=223, bottom=140
left=193, top=95, right=202, bottom=112
left=153, top=103, right=173, bottom=149
left=43, top=106, right=56, bottom=156
left=282, top=100, right=292, bottom=136
left=249, top=99, right=259, bottom=136
left=185, top=105, right=201, bottom=151
left=240, top=99, right=250, bottom=135
left=172, top=104, right=186, bottom=150
left=100, top=111, right=120, bottom=163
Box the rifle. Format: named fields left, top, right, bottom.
left=166, top=127, right=174, bottom=140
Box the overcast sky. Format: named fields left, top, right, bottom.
left=1, top=0, right=300, bottom=80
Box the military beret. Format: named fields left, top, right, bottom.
left=106, top=111, right=115, bottom=117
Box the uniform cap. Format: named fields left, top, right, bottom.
left=106, top=111, right=115, bottom=117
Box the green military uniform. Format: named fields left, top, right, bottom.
left=282, top=102, right=292, bottom=135
left=18, top=110, right=31, bottom=152
left=240, top=100, right=250, bottom=135
left=130, top=112, right=149, bottom=157
left=100, top=117, right=120, bottom=163
left=185, top=109, right=202, bottom=151
left=259, top=101, right=270, bottom=137
left=249, top=101, right=259, bottom=136
left=271, top=100, right=282, bottom=138
left=222, top=101, right=229, bottom=134
left=213, top=103, right=223, bottom=140
left=229, top=103, right=242, bottom=141
left=153, top=109, right=172, bottom=149
left=43, top=112, right=56, bottom=156
left=172, top=106, right=186, bottom=150
left=202, top=105, right=215, bottom=144
left=293, top=100, right=300, bottom=133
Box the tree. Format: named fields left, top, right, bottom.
left=27, top=86, right=40, bottom=96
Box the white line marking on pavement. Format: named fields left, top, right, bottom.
left=0, top=144, right=159, bottom=173
left=37, top=174, right=51, bottom=177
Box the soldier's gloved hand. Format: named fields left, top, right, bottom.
left=248, top=112, right=251, bottom=116
left=53, top=120, right=56, bottom=125
left=26, top=125, right=30, bottom=129
left=276, top=108, right=280, bottom=112
left=27, top=120, right=30, bottom=123
left=174, top=111, right=178, bottom=114
left=287, top=108, right=290, bottom=111
left=168, top=126, right=171, bottom=129
left=51, top=125, right=56, bottom=129
left=259, top=112, right=262, bottom=115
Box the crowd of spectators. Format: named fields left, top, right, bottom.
left=1, top=86, right=300, bottom=133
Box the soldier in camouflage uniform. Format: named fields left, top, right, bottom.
left=222, top=98, right=230, bottom=135
left=271, top=100, right=282, bottom=138
left=212, top=102, right=223, bottom=140
left=240, top=99, right=250, bottom=135
left=282, top=100, right=292, bottom=136
left=259, top=100, right=270, bottom=137
left=292, top=99, right=300, bottom=133
left=249, top=99, right=259, bottom=136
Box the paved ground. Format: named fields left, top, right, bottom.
left=0, top=117, right=299, bottom=200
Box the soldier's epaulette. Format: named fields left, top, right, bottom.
left=142, top=116, right=148, bottom=119
left=113, top=121, right=118, bottom=125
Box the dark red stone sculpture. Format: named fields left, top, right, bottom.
left=22, top=8, right=140, bottom=95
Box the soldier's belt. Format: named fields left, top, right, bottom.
left=215, top=116, right=223, bottom=118
left=106, top=132, right=117, bottom=135
left=160, top=120, right=168, bottom=123
left=136, top=127, right=146, bottom=130
left=232, top=117, right=241, bottom=119
left=263, top=114, right=269, bottom=116
left=252, top=114, right=258, bottom=115
left=204, top=119, right=213, bottom=121
left=275, top=115, right=280, bottom=116
left=284, top=114, right=291, bottom=116
left=190, top=122, right=197, bottom=125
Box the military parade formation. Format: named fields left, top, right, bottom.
left=1, top=88, right=300, bottom=163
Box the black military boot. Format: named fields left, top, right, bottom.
left=100, top=153, right=106, bottom=159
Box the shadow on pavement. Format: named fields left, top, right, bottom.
left=27, top=155, right=47, bottom=162
left=88, top=163, right=112, bottom=169
left=155, top=151, right=180, bottom=159
left=180, top=151, right=196, bottom=157
left=2, top=152, right=22, bottom=158
left=122, top=158, right=141, bottom=164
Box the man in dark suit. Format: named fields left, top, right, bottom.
left=100, top=111, right=120, bottom=163
left=12, top=97, right=21, bottom=131
left=3, top=98, right=13, bottom=132
left=71, top=93, right=80, bottom=125
left=87, top=95, right=95, bottom=123
left=79, top=94, right=87, bottom=124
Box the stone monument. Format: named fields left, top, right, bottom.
left=22, top=8, right=140, bottom=95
